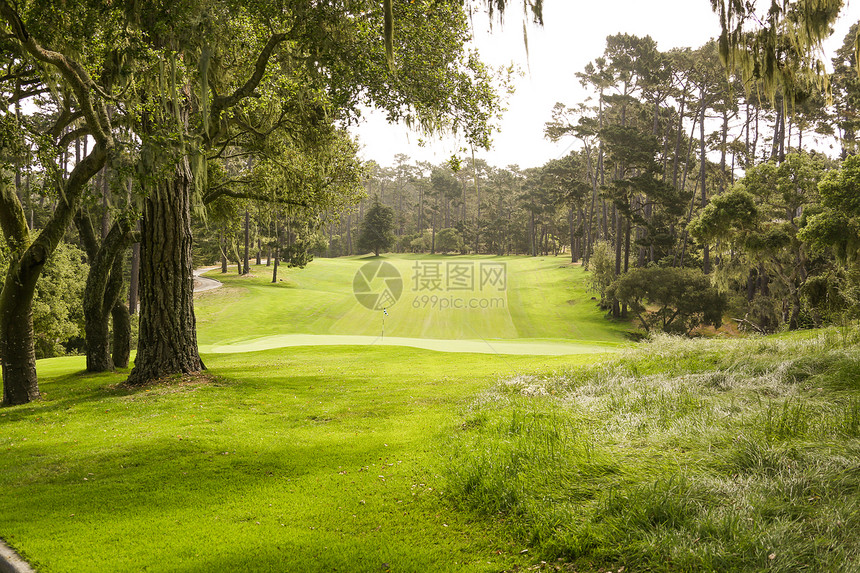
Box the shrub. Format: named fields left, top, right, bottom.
left=607, top=266, right=726, bottom=335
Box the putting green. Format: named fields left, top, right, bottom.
left=198, top=334, right=618, bottom=355
left=195, top=255, right=629, bottom=354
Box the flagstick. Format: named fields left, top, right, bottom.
left=381, top=308, right=385, bottom=340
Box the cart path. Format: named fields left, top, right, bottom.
left=193, top=267, right=222, bottom=293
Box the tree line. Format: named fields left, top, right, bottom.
left=319, top=28, right=860, bottom=335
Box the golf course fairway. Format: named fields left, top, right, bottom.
left=195, top=255, right=629, bottom=354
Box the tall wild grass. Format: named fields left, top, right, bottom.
left=441, top=327, right=860, bottom=571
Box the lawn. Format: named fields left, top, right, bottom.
left=2, top=254, right=624, bottom=572
left=2, top=348, right=593, bottom=572
left=195, top=255, right=629, bottom=354
left=6, top=255, right=858, bottom=571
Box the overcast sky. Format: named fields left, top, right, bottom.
left=350, top=0, right=860, bottom=170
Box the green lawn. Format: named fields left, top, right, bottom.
left=2, top=254, right=626, bottom=572
left=2, top=348, right=594, bottom=572
left=10, top=256, right=857, bottom=571
left=195, top=255, right=629, bottom=354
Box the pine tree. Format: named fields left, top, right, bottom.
left=358, top=199, right=396, bottom=257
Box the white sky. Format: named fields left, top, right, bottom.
left=350, top=0, right=860, bottom=170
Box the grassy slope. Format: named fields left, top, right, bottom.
left=441, top=327, right=860, bottom=572
left=15, top=256, right=857, bottom=571
left=2, top=350, right=592, bottom=573
left=195, top=255, right=629, bottom=351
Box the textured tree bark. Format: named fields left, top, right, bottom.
left=111, top=301, right=131, bottom=369
left=129, top=241, right=140, bottom=314
left=126, top=160, right=203, bottom=385
left=1, top=140, right=107, bottom=404
left=84, top=298, right=113, bottom=372
left=108, top=252, right=131, bottom=368
left=0, top=258, right=39, bottom=405
left=77, top=215, right=133, bottom=372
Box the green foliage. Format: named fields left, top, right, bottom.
left=33, top=243, right=88, bottom=358
left=607, top=266, right=726, bottom=334
left=356, top=199, right=395, bottom=256
left=801, top=153, right=860, bottom=263
left=435, top=227, right=464, bottom=253
left=0, top=242, right=87, bottom=358
left=711, top=0, right=842, bottom=105
left=409, top=230, right=434, bottom=253
left=801, top=268, right=860, bottom=325
left=689, top=188, right=759, bottom=243
left=586, top=240, right=614, bottom=307
left=690, top=152, right=832, bottom=332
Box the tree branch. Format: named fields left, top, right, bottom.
left=203, top=187, right=310, bottom=208
left=0, top=0, right=113, bottom=148
left=208, top=33, right=287, bottom=135
left=0, top=172, right=30, bottom=250
left=58, top=125, right=91, bottom=150
left=74, top=209, right=99, bottom=260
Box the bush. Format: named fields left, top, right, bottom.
left=0, top=241, right=87, bottom=358
left=435, top=227, right=464, bottom=254
left=607, top=266, right=726, bottom=335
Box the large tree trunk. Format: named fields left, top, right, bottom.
left=1, top=141, right=107, bottom=404
left=129, top=241, right=140, bottom=314
left=126, top=161, right=204, bottom=386
left=0, top=260, right=39, bottom=405
left=78, top=215, right=134, bottom=372
left=84, top=299, right=113, bottom=371
left=112, top=304, right=131, bottom=369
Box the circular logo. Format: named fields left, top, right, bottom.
left=353, top=261, right=403, bottom=310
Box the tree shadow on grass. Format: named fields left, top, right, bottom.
left=0, top=433, right=458, bottom=572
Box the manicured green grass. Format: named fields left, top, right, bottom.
left=195, top=255, right=629, bottom=353
left=441, top=327, right=860, bottom=571
left=2, top=348, right=597, bottom=572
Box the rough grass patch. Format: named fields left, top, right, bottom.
left=441, top=326, right=860, bottom=571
